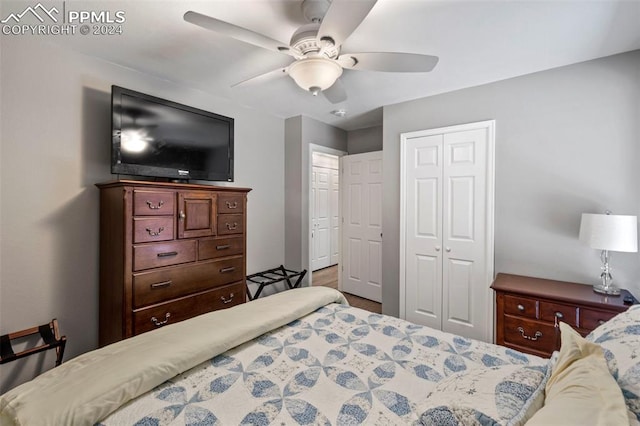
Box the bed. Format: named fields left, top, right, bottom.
left=1, top=286, right=638, bottom=425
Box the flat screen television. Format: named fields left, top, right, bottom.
left=111, top=86, right=234, bottom=182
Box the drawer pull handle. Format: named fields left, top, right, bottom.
left=151, top=313, right=171, bottom=326
left=226, top=201, right=238, bottom=209
left=146, top=227, right=165, bottom=237
left=220, top=267, right=236, bottom=273
left=226, top=223, right=238, bottom=231
left=157, top=251, right=178, bottom=258
left=517, top=327, right=542, bottom=341
left=221, top=293, right=235, bottom=304
left=216, top=244, right=231, bottom=250
left=146, top=200, right=164, bottom=210
left=150, top=280, right=172, bottom=289
left=598, top=319, right=606, bottom=325
left=517, top=304, right=525, bottom=312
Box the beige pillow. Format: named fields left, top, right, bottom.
left=526, top=322, right=628, bottom=426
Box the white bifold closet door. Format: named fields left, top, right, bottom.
left=401, top=121, right=494, bottom=342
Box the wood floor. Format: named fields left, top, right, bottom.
left=313, top=265, right=382, bottom=314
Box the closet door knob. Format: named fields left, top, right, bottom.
left=445, top=247, right=451, bottom=252
left=435, top=246, right=441, bottom=252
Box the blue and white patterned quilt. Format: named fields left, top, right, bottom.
left=101, top=303, right=546, bottom=425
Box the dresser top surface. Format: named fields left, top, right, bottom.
left=96, top=180, right=251, bottom=193
left=491, top=273, right=635, bottom=311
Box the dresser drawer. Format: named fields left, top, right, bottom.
left=133, top=257, right=245, bottom=308
left=503, top=294, right=538, bottom=319
left=503, top=315, right=558, bottom=356
left=218, top=194, right=244, bottom=214
left=133, top=240, right=196, bottom=271
left=199, top=236, right=244, bottom=260
left=217, top=214, right=244, bottom=235
left=540, top=301, right=578, bottom=327
left=580, top=308, right=618, bottom=331
left=133, top=282, right=245, bottom=334
left=133, top=190, right=175, bottom=216
left=133, top=217, right=175, bottom=243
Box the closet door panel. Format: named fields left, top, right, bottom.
left=442, top=128, right=489, bottom=341
left=404, top=135, right=443, bottom=329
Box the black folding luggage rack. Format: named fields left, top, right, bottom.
left=246, top=265, right=307, bottom=301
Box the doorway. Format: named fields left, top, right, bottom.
left=308, top=144, right=346, bottom=289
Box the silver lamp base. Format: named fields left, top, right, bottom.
left=593, top=283, right=621, bottom=296
left=594, top=249, right=620, bottom=295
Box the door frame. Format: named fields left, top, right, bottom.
left=399, top=120, right=495, bottom=341
left=308, top=144, right=347, bottom=287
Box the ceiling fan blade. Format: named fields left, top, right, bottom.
left=323, top=78, right=347, bottom=104
left=338, top=52, right=439, bottom=72
left=231, top=67, right=289, bottom=88
left=184, top=11, right=293, bottom=56
left=318, top=0, right=377, bottom=47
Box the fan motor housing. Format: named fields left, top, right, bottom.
left=290, top=23, right=339, bottom=58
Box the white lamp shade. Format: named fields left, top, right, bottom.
left=288, top=58, right=343, bottom=92
left=579, top=213, right=638, bottom=252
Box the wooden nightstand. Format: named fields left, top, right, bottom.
left=491, top=273, right=636, bottom=358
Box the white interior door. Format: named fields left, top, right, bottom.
left=401, top=121, right=494, bottom=342
left=312, top=166, right=331, bottom=271
left=330, top=168, right=340, bottom=266
left=441, top=129, right=490, bottom=339
left=342, top=151, right=383, bottom=302
left=404, top=135, right=444, bottom=330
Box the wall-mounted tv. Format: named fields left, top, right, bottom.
left=111, top=86, right=234, bottom=182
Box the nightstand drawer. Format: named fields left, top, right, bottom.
left=540, top=301, right=578, bottom=327
left=503, top=316, right=557, bottom=355
left=580, top=308, right=618, bottom=331
left=503, top=295, right=537, bottom=319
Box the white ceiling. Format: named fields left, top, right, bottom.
left=51, top=0, right=640, bottom=130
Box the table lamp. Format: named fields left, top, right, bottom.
left=579, top=211, right=638, bottom=295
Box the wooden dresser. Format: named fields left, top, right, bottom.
left=96, top=180, right=251, bottom=346
left=492, top=273, right=635, bottom=358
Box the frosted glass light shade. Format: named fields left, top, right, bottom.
left=288, top=58, right=343, bottom=92
left=579, top=213, right=638, bottom=252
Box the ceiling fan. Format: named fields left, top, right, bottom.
left=184, top=0, right=439, bottom=104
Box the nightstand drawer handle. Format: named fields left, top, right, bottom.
left=151, top=313, right=171, bottom=326
left=598, top=319, right=606, bottom=325
left=517, top=304, right=525, bottom=312
left=555, top=312, right=564, bottom=319
left=517, top=326, right=542, bottom=341
left=226, top=222, right=238, bottom=230
left=146, top=227, right=165, bottom=237
left=216, top=244, right=231, bottom=250
left=221, top=293, right=235, bottom=304
left=146, top=200, right=164, bottom=210
left=226, top=201, right=238, bottom=209
left=220, top=266, right=236, bottom=273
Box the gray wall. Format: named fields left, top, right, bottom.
left=284, top=116, right=347, bottom=280
left=0, top=37, right=285, bottom=391
left=347, top=126, right=383, bottom=154
left=383, top=50, right=640, bottom=316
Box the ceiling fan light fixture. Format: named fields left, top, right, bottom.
left=288, top=58, right=343, bottom=94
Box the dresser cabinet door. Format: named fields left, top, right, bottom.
left=178, top=191, right=216, bottom=238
